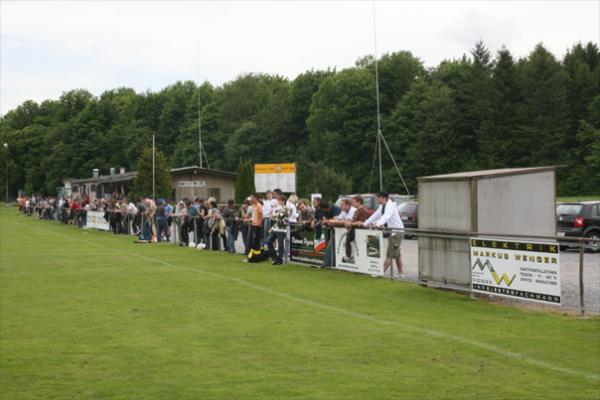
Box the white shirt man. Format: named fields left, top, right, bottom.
left=262, top=192, right=275, bottom=219
left=286, top=200, right=298, bottom=223
left=363, top=192, right=404, bottom=277
left=338, top=206, right=356, bottom=221
left=126, top=201, right=138, bottom=216
left=364, top=199, right=403, bottom=228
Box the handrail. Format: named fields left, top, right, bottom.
left=288, top=222, right=597, bottom=244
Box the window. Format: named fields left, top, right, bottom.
left=207, top=188, right=221, bottom=203
left=556, top=204, right=583, bottom=216
left=592, top=204, right=600, bottom=218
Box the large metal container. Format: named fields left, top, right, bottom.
left=417, top=167, right=556, bottom=288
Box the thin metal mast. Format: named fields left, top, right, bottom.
left=372, top=0, right=383, bottom=191
left=152, top=134, right=156, bottom=198
left=196, top=40, right=203, bottom=169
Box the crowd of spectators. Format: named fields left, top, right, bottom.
left=17, top=190, right=404, bottom=275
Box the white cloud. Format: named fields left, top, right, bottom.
left=1, top=0, right=598, bottom=114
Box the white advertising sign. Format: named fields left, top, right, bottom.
left=334, top=227, right=388, bottom=276
left=178, top=180, right=206, bottom=188
left=470, top=238, right=561, bottom=305
left=86, top=211, right=110, bottom=231
left=254, top=163, right=296, bottom=193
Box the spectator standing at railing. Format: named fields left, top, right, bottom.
left=205, top=200, right=222, bottom=250
left=297, top=199, right=315, bottom=225
left=223, top=199, right=237, bottom=253
left=287, top=194, right=299, bottom=223
left=261, top=191, right=275, bottom=244
left=338, top=198, right=356, bottom=221
left=144, top=198, right=157, bottom=242
left=124, top=198, right=138, bottom=234
left=312, top=199, right=340, bottom=238
left=187, top=198, right=199, bottom=244
left=77, top=198, right=87, bottom=227
left=156, top=199, right=170, bottom=243
left=239, top=199, right=252, bottom=255
left=265, top=194, right=289, bottom=265
left=244, top=193, right=263, bottom=261
left=363, top=192, right=404, bottom=278
left=165, top=199, right=173, bottom=236
left=339, top=195, right=372, bottom=262
left=179, top=200, right=190, bottom=247
left=135, top=198, right=146, bottom=236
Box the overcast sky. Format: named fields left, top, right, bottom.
left=1, top=0, right=598, bottom=114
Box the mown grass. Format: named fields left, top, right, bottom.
left=557, top=195, right=600, bottom=202
left=0, top=208, right=599, bottom=399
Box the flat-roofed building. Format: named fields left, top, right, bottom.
left=70, top=165, right=236, bottom=203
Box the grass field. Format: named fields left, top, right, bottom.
left=1, top=208, right=599, bottom=399
left=557, top=195, right=600, bottom=202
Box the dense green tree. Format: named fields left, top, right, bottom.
left=130, top=147, right=171, bottom=199
left=1, top=41, right=598, bottom=198
left=518, top=44, right=570, bottom=167
left=386, top=79, right=463, bottom=193
left=299, top=161, right=352, bottom=201
left=234, top=159, right=255, bottom=204
left=478, top=48, right=524, bottom=168
left=307, top=67, right=377, bottom=192
left=288, top=70, right=333, bottom=157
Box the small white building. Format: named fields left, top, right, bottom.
left=417, top=166, right=557, bottom=288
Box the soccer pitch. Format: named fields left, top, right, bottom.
left=1, top=208, right=599, bottom=399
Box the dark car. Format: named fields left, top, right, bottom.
left=397, top=201, right=418, bottom=238
left=556, top=201, right=600, bottom=252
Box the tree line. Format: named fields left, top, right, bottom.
left=1, top=41, right=599, bottom=199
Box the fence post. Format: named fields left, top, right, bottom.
left=193, top=218, right=198, bottom=246
left=468, top=233, right=476, bottom=299
left=284, top=225, right=290, bottom=264
left=174, top=217, right=179, bottom=245
left=579, top=238, right=585, bottom=317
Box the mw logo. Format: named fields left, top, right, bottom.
left=472, top=258, right=516, bottom=287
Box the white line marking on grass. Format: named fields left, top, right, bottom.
left=38, top=225, right=600, bottom=382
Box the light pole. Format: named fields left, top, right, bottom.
left=3, top=143, right=8, bottom=205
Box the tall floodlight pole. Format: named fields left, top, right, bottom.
left=372, top=1, right=383, bottom=191
left=152, top=135, right=156, bottom=199
left=197, top=40, right=203, bottom=169
left=3, top=143, right=8, bottom=205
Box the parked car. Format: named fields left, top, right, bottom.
left=397, top=201, right=418, bottom=238
left=556, top=201, right=600, bottom=252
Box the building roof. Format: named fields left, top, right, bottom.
left=70, top=165, right=235, bottom=185
left=71, top=171, right=138, bottom=185
left=418, top=166, right=556, bottom=182
left=170, top=165, right=236, bottom=178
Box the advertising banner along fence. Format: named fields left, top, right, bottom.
left=254, top=163, right=296, bottom=193
left=334, top=227, right=387, bottom=276
left=289, top=225, right=327, bottom=267
left=470, top=238, right=561, bottom=304
left=86, top=211, right=110, bottom=231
